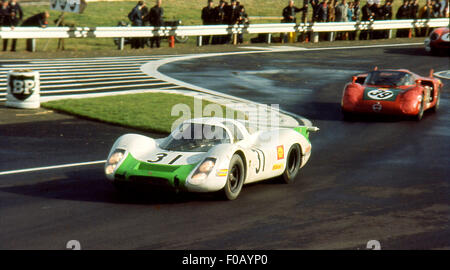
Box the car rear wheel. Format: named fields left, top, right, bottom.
left=431, top=91, right=440, bottom=112
left=415, top=95, right=425, bottom=121
left=280, top=144, right=302, bottom=184
left=222, top=154, right=245, bottom=200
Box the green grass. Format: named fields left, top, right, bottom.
left=42, top=93, right=247, bottom=134
left=12, top=0, right=430, bottom=52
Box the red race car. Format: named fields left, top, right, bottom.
left=341, top=69, right=443, bottom=120
left=425, top=27, right=450, bottom=55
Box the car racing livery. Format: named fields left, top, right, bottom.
left=105, top=117, right=319, bottom=200
left=341, top=69, right=443, bottom=120
left=425, top=27, right=450, bottom=55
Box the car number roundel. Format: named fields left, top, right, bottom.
left=367, top=89, right=394, bottom=100
left=441, top=33, right=450, bottom=42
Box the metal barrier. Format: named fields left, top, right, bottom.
left=0, top=18, right=448, bottom=50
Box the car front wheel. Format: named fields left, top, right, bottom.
left=222, top=154, right=245, bottom=200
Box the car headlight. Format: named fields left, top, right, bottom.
left=105, top=149, right=126, bottom=176
left=190, top=158, right=216, bottom=185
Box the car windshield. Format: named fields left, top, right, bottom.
left=364, top=71, right=413, bottom=87
left=159, top=123, right=231, bottom=152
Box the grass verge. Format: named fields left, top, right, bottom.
left=42, top=93, right=247, bottom=134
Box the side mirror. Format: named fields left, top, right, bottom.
left=415, top=79, right=422, bottom=86
left=352, top=76, right=358, bottom=83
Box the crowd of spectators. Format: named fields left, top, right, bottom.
left=0, top=0, right=449, bottom=51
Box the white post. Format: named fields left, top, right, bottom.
left=197, top=35, right=203, bottom=47
left=312, top=32, right=319, bottom=43
left=118, top=37, right=125, bottom=50
left=266, top=33, right=272, bottom=44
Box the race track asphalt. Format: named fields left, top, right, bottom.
left=0, top=44, right=449, bottom=250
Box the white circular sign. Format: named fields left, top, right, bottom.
left=441, top=33, right=450, bottom=42
left=367, top=89, right=394, bottom=100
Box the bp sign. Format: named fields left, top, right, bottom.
left=50, top=0, right=87, bottom=14
left=6, top=70, right=40, bottom=109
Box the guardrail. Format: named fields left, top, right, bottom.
left=0, top=18, right=448, bottom=50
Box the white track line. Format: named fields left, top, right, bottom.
left=0, top=63, right=143, bottom=70
left=0, top=68, right=140, bottom=76
left=0, top=61, right=150, bottom=68
left=39, top=82, right=172, bottom=94
left=0, top=74, right=149, bottom=83
left=0, top=160, right=106, bottom=176
left=37, top=78, right=160, bottom=88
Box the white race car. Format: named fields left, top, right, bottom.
left=105, top=117, right=318, bottom=200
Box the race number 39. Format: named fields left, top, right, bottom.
left=367, top=89, right=394, bottom=100
left=9, top=75, right=36, bottom=101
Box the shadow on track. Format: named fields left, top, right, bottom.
left=384, top=47, right=450, bottom=57
left=0, top=168, right=226, bottom=205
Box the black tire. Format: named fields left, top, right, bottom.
left=281, top=144, right=302, bottom=184
left=431, top=91, right=440, bottom=113
left=222, top=154, right=245, bottom=200
left=415, top=95, right=425, bottom=121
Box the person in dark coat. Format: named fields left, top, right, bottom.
left=149, top=0, right=164, bottom=48
left=282, top=0, right=307, bottom=23
left=129, top=1, right=146, bottom=49
left=212, top=0, right=227, bottom=44
left=396, top=0, right=411, bottom=37
left=224, top=0, right=240, bottom=25
left=6, top=0, right=22, bottom=51
left=236, top=5, right=248, bottom=44
left=21, top=11, right=50, bottom=52
left=1, top=0, right=13, bottom=52
left=201, top=0, right=215, bottom=45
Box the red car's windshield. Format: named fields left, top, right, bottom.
left=364, top=71, right=414, bottom=87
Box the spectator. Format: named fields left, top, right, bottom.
left=317, top=0, right=328, bottom=22
left=360, top=0, right=374, bottom=40
left=1, top=1, right=12, bottom=52
left=335, top=0, right=348, bottom=40
left=282, top=0, right=306, bottom=23
left=440, top=0, right=448, bottom=17
left=237, top=5, right=248, bottom=44
left=370, top=0, right=384, bottom=39
left=7, top=0, right=23, bottom=51
left=418, top=0, right=433, bottom=36
left=431, top=0, right=442, bottom=17
left=8, top=0, right=22, bottom=20
left=382, top=0, right=393, bottom=38
left=410, top=0, right=419, bottom=19
left=310, top=0, right=321, bottom=22
left=212, top=0, right=227, bottom=45
left=201, top=0, right=215, bottom=45
left=335, top=0, right=349, bottom=22
left=347, top=1, right=356, bottom=40
left=383, top=0, right=393, bottom=20
left=353, top=0, right=361, bottom=21
left=129, top=1, right=146, bottom=49
left=225, top=0, right=240, bottom=25
left=327, top=0, right=336, bottom=22
left=223, top=0, right=240, bottom=44
left=21, top=11, right=50, bottom=52
left=396, top=0, right=411, bottom=37
left=149, top=0, right=164, bottom=48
